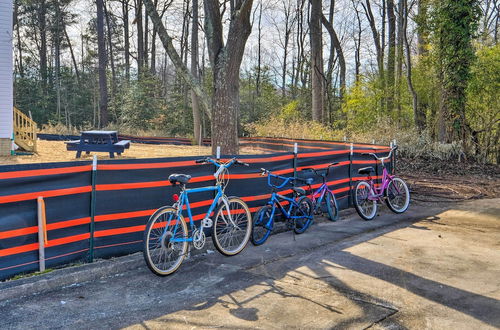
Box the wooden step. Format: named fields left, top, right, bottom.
left=13, top=107, right=37, bottom=152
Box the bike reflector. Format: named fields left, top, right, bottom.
left=172, top=194, right=179, bottom=202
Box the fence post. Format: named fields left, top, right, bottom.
left=393, top=139, right=397, bottom=174
left=89, top=155, right=97, bottom=263
left=348, top=143, right=353, bottom=207
left=37, top=197, right=47, bottom=272
left=293, top=143, right=298, bottom=183
left=216, top=146, right=221, bottom=160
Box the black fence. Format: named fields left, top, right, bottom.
left=0, top=137, right=393, bottom=280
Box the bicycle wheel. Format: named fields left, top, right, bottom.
left=212, top=197, right=252, bottom=256
left=320, top=190, right=339, bottom=221
left=354, top=181, right=377, bottom=221
left=385, top=177, right=410, bottom=213
left=251, top=205, right=273, bottom=246
left=293, top=196, right=313, bottom=234
left=143, top=206, right=188, bottom=276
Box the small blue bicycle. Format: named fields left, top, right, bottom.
left=251, top=168, right=314, bottom=245
left=143, top=157, right=253, bottom=276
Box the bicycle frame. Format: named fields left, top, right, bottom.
left=259, top=173, right=307, bottom=229
left=366, top=166, right=394, bottom=201
left=168, top=158, right=237, bottom=243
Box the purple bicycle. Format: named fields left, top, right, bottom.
left=354, top=146, right=410, bottom=220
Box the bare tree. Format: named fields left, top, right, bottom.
left=191, top=0, right=201, bottom=144
left=204, top=0, right=254, bottom=154
left=97, top=0, right=109, bottom=126
left=387, top=0, right=396, bottom=113
left=310, top=0, right=324, bottom=122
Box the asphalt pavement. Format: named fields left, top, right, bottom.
left=1, top=198, right=499, bottom=329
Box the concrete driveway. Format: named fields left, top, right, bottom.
left=1, top=198, right=499, bottom=329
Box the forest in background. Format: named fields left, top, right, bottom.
left=11, top=0, right=500, bottom=162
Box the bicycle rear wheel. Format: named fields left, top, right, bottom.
left=251, top=205, right=273, bottom=246
left=143, top=206, right=188, bottom=276
left=293, top=196, right=313, bottom=234
left=354, top=181, right=377, bottom=221
left=212, top=197, right=252, bottom=256
left=385, top=177, right=410, bottom=213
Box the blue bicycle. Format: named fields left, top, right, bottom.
left=143, top=157, right=253, bottom=276
left=251, top=168, right=314, bottom=245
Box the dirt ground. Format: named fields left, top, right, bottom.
left=0, top=140, right=262, bottom=165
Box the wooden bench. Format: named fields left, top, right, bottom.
left=65, top=131, right=130, bottom=158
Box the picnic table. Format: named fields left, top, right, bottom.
left=65, top=130, right=130, bottom=158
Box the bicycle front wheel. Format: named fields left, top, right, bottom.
left=385, top=177, right=410, bottom=213
left=293, top=196, right=313, bottom=234
left=143, top=206, right=188, bottom=276
left=252, top=205, right=273, bottom=246
left=354, top=181, right=377, bottom=220
left=321, top=190, right=339, bottom=221
left=212, top=197, right=252, bottom=256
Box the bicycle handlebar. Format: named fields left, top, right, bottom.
left=362, top=146, right=397, bottom=162
left=300, top=162, right=339, bottom=177
left=195, top=157, right=249, bottom=167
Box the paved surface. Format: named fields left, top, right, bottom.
left=1, top=199, right=499, bottom=329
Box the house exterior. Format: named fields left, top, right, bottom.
left=0, top=0, right=13, bottom=155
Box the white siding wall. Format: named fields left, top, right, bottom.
left=0, top=0, right=13, bottom=139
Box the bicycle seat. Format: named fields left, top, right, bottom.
left=358, top=167, right=375, bottom=175
left=168, top=174, right=191, bottom=185
left=292, top=187, right=306, bottom=196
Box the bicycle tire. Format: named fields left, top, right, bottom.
left=212, top=197, right=252, bottom=256
left=293, top=196, right=314, bottom=234
left=143, top=206, right=188, bottom=276
left=325, top=190, right=339, bottom=221
left=385, top=177, right=410, bottom=213
left=251, top=205, right=273, bottom=246
left=354, top=181, right=377, bottom=221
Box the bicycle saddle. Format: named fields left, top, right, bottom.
left=168, top=174, right=192, bottom=185
left=292, top=187, right=306, bottom=196
left=358, top=167, right=375, bottom=175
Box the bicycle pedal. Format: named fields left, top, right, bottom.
left=201, top=218, right=213, bottom=228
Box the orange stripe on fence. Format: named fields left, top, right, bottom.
left=0, top=165, right=92, bottom=180
left=97, top=160, right=201, bottom=171
left=0, top=243, right=39, bottom=257
left=94, top=225, right=146, bottom=238
left=298, top=150, right=350, bottom=158
left=0, top=227, right=38, bottom=239
left=95, top=209, right=156, bottom=222
left=0, top=186, right=92, bottom=204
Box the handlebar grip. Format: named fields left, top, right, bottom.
left=235, top=160, right=250, bottom=166
left=329, top=162, right=339, bottom=166
left=195, top=158, right=208, bottom=164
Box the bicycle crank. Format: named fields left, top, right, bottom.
left=192, top=229, right=206, bottom=250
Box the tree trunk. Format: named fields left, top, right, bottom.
left=104, top=1, right=117, bottom=95
left=191, top=0, right=201, bottom=145
left=136, top=0, right=144, bottom=76
left=402, top=0, right=424, bottom=130
left=387, top=0, right=396, bottom=114
left=97, top=0, right=109, bottom=127
left=55, top=0, right=61, bottom=122
left=396, top=0, right=404, bottom=117
left=204, top=0, right=253, bottom=154
left=321, top=14, right=345, bottom=102
left=310, top=0, right=324, bottom=122
left=64, top=26, right=80, bottom=84
left=123, top=0, right=131, bottom=81
left=38, top=0, right=48, bottom=92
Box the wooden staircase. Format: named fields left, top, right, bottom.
left=13, top=107, right=37, bottom=152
